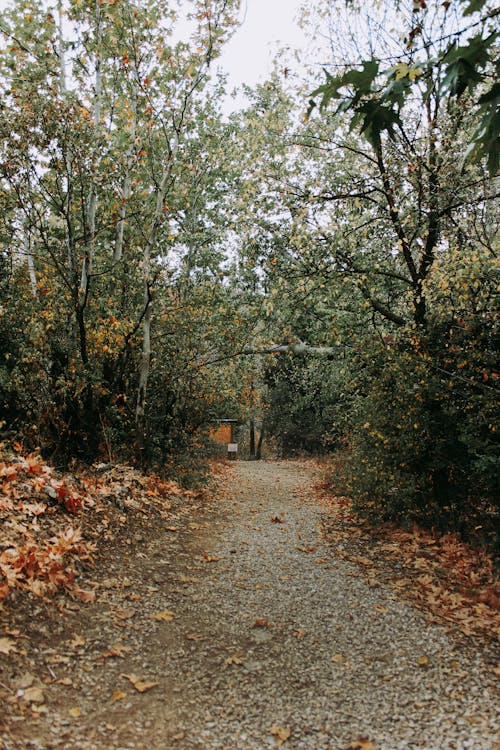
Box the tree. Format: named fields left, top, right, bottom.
left=0, top=0, right=241, bottom=460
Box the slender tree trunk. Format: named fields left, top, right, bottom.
left=256, top=421, right=265, bottom=460
left=23, top=218, right=38, bottom=298
left=79, top=0, right=102, bottom=306
left=249, top=418, right=256, bottom=459
left=57, top=0, right=76, bottom=277
left=114, top=87, right=137, bottom=264
left=135, top=159, right=177, bottom=447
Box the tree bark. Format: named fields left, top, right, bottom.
left=23, top=217, right=38, bottom=298
left=114, top=87, right=137, bottom=264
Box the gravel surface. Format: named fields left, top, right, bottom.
left=2, top=460, right=498, bottom=750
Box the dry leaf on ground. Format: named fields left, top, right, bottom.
left=22, top=687, right=45, bottom=704
left=346, top=740, right=376, bottom=750
left=121, top=673, right=159, bottom=693
left=69, top=634, right=85, bottom=648
left=184, top=633, right=204, bottom=641
left=268, top=726, right=291, bottom=745
left=225, top=652, right=246, bottom=666
left=101, top=642, right=133, bottom=658
left=0, top=637, right=18, bottom=655
left=150, top=610, right=175, bottom=622
left=253, top=618, right=272, bottom=628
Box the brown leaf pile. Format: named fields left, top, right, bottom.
left=0, top=447, right=196, bottom=603
left=0, top=451, right=94, bottom=601
left=313, top=475, right=500, bottom=641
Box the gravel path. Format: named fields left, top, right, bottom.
left=144, top=460, right=499, bottom=750
left=3, top=460, right=498, bottom=750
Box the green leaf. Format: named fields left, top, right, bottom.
left=341, top=60, right=379, bottom=93
left=461, top=0, right=487, bottom=15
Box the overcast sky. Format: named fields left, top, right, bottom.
left=216, top=0, right=307, bottom=107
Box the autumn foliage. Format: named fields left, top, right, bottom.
left=0, top=447, right=192, bottom=603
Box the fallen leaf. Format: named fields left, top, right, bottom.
left=293, top=628, right=306, bottom=638
left=253, top=618, right=272, bottom=628
left=296, top=545, right=316, bottom=553
left=418, top=655, right=429, bottom=667
left=68, top=706, right=82, bottom=718
left=0, top=637, right=18, bottom=655
left=70, top=587, right=96, bottom=603
left=200, top=554, right=220, bottom=562
left=271, top=516, right=285, bottom=524
left=184, top=633, right=204, bottom=641
left=112, top=690, right=126, bottom=701
left=56, top=677, right=73, bottom=686
left=268, top=726, right=291, bottom=745
left=121, top=673, right=159, bottom=693
left=332, top=653, right=344, bottom=663
left=23, top=687, right=45, bottom=704
left=69, top=634, right=86, bottom=648
left=101, top=642, right=133, bottom=659
left=16, top=673, right=35, bottom=690
left=346, top=740, right=376, bottom=750
left=225, top=652, right=246, bottom=666
left=150, top=610, right=175, bottom=622
left=113, top=607, right=135, bottom=621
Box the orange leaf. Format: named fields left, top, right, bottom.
left=347, top=740, right=376, bottom=750
left=268, top=726, right=291, bottom=745
left=253, top=618, right=272, bottom=628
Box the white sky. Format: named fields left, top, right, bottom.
left=216, top=0, right=307, bottom=107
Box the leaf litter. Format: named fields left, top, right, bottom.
left=313, top=465, right=500, bottom=642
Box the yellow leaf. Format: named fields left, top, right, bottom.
left=150, top=610, right=175, bottom=622
left=225, top=652, right=246, bottom=666
left=332, top=653, right=344, bottom=663
left=68, top=707, right=82, bottom=718
left=112, top=690, right=126, bottom=701
left=418, top=655, right=429, bottom=667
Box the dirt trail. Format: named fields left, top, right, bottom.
left=1, top=460, right=498, bottom=750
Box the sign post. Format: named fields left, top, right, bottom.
left=227, top=443, right=238, bottom=460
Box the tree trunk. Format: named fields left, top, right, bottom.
left=23, top=218, right=38, bottom=298
left=249, top=419, right=256, bottom=459
left=114, top=88, right=137, bottom=264
left=256, top=422, right=265, bottom=460
left=79, top=0, right=102, bottom=306
left=134, top=160, right=177, bottom=447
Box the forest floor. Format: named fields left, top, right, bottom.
left=0, top=458, right=499, bottom=750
